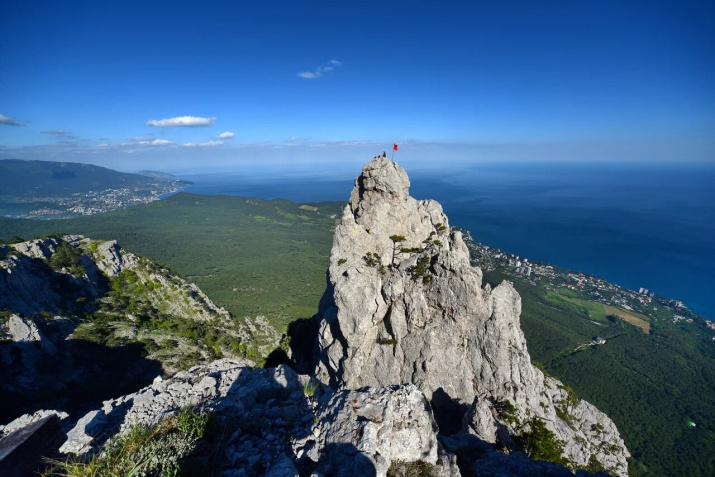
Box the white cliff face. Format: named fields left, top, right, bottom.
left=94, top=240, right=139, bottom=277
left=317, top=384, right=440, bottom=477
left=315, top=156, right=629, bottom=475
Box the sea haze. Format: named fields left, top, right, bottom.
left=177, top=161, right=715, bottom=319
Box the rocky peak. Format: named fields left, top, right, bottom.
left=349, top=156, right=410, bottom=211
left=315, top=157, right=630, bottom=475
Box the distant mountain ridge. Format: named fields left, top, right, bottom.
left=136, top=170, right=176, bottom=179
left=0, top=159, right=190, bottom=198
left=0, top=159, right=191, bottom=218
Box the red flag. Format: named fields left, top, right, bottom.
left=393, top=143, right=398, bottom=151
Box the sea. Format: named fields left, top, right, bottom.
left=176, top=161, right=715, bottom=320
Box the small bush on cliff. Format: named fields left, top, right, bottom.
left=410, top=255, right=433, bottom=284
left=363, top=251, right=386, bottom=274
left=49, top=242, right=84, bottom=276
left=389, top=234, right=407, bottom=265
left=515, top=418, right=567, bottom=465
left=302, top=377, right=320, bottom=397
left=494, top=399, right=518, bottom=425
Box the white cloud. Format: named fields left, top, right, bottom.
left=42, top=129, right=72, bottom=135
left=41, top=129, right=79, bottom=140
left=120, top=138, right=174, bottom=147
left=182, top=140, right=224, bottom=147
left=0, top=113, right=21, bottom=126
left=217, top=131, right=235, bottom=139
left=144, top=139, right=173, bottom=146
left=126, top=136, right=154, bottom=142
left=146, top=116, right=216, bottom=127
left=297, top=60, right=342, bottom=79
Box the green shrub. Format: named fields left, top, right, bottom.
left=302, top=377, right=320, bottom=397
left=48, top=242, right=84, bottom=275
left=515, top=418, right=567, bottom=465
left=411, top=255, right=433, bottom=284
left=495, top=399, right=518, bottom=425
left=44, top=408, right=212, bottom=477
left=176, top=407, right=211, bottom=439
left=387, top=460, right=439, bottom=477
left=363, top=251, right=386, bottom=275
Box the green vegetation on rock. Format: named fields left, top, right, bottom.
left=515, top=418, right=567, bottom=465
left=44, top=407, right=212, bottom=477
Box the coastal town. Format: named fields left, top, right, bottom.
left=461, top=230, right=714, bottom=341
left=16, top=182, right=189, bottom=219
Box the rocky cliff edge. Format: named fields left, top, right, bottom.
left=314, top=156, right=629, bottom=475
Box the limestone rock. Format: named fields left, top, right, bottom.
left=315, top=156, right=629, bottom=476
left=60, top=359, right=253, bottom=454
left=0, top=410, right=69, bottom=438
left=5, top=315, right=57, bottom=355
left=10, top=238, right=60, bottom=260
left=54, top=358, right=462, bottom=476
left=315, top=384, right=439, bottom=477
left=94, top=240, right=139, bottom=277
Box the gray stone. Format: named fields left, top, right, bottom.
left=0, top=410, right=69, bottom=437
left=314, top=157, right=629, bottom=476
left=265, top=453, right=300, bottom=477
left=94, top=240, right=139, bottom=277
left=0, top=414, right=64, bottom=477
left=315, top=384, right=439, bottom=477
left=6, top=315, right=57, bottom=355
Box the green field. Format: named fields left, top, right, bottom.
left=0, top=193, right=343, bottom=330
left=546, top=288, right=651, bottom=333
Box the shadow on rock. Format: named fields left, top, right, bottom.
left=431, top=387, right=469, bottom=436
left=0, top=339, right=162, bottom=424
left=315, top=442, right=377, bottom=477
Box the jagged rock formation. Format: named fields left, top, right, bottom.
left=93, top=240, right=139, bottom=277
left=315, top=156, right=629, bottom=475
left=43, top=357, right=612, bottom=477
left=0, top=410, right=69, bottom=438
left=57, top=359, right=446, bottom=477
left=0, top=235, right=280, bottom=426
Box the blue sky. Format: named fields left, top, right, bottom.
left=1, top=0, right=713, bottom=172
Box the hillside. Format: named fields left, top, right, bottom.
left=1, top=188, right=713, bottom=475
left=0, top=159, right=190, bottom=218
left=0, top=235, right=278, bottom=425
